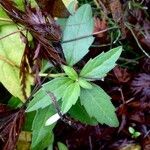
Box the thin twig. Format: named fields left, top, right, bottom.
left=91, top=43, right=111, bottom=47
left=118, top=88, right=126, bottom=133
left=118, top=88, right=125, bottom=104
left=119, top=57, right=139, bottom=64
left=46, top=92, right=73, bottom=126
left=125, top=22, right=150, bottom=58
left=62, top=26, right=118, bottom=43
left=89, top=136, right=93, bottom=150
left=97, top=0, right=108, bottom=15
left=46, top=92, right=63, bottom=117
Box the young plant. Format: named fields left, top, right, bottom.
left=0, top=2, right=122, bottom=150
left=25, top=4, right=123, bottom=149
left=128, top=127, right=141, bottom=139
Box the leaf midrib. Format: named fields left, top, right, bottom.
left=83, top=51, right=119, bottom=77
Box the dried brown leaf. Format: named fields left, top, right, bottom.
left=35, top=0, right=70, bottom=18
left=113, top=66, right=131, bottom=83
left=0, top=104, right=25, bottom=150
left=131, top=73, right=150, bottom=101
left=94, top=17, right=108, bottom=38
left=0, top=0, right=64, bottom=65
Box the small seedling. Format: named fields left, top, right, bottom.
left=128, top=127, right=141, bottom=139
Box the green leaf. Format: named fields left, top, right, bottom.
left=133, top=132, right=141, bottom=138
left=80, top=84, right=119, bottom=127
left=62, top=81, right=80, bottom=113
left=129, top=127, right=135, bottom=134
left=69, top=101, right=98, bottom=125
left=40, top=59, right=53, bottom=73
left=0, top=25, right=32, bottom=102
left=32, top=133, right=54, bottom=150
left=27, top=77, right=73, bottom=112
left=58, top=142, right=68, bottom=150
left=31, top=106, right=55, bottom=150
left=62, top=4, right=94, bottom=66
left=57, top=18, right=67, bottom=31
left=62, top=65, right=78, bottom=80
left=8, top=96, right=23, bottom=108
left=15, top=0, right=37, bottom=10
left=78, top=78, right=93, bottom=89
left=67, top=0, right=78, bottom=14
left=23, top=111, right=36, bottom=131
left=0, top=7, right=12, bottom=26
left=80, top=46, right=122, bottom=80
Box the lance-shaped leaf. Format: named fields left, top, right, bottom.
left=0, top=25, right=32, bottom=101
left=69, top=101, right=98, bottom=125
left=62, top=81, right=80, bottom=113
left=27, top=77, right=73, bottom=112
left=31, top=106, right=55, bottom=150
left=62, top=65, right=78, bottom=80
left=80, top=84, right=119, bottom=127
left=57, top=142, right=68, bottom=150
left=80, top=46, right=122, bottom=80
left=62, top=4, right=94, bottom=66
left=78, top=78, right=93, bottom=89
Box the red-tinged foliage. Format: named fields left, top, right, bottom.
left=142, top=58, right=150, bottom=73
left=113, top=66, right=131, bottom=83
left=109, top=0, right=126, bottom=39
left=131, top=73, right=150, bottom=102
left=93, top=17, right=108, bottom=38
left=0, top=104, right=25, bottom=150
left=0, top=0, right=65, bottom=65
left=140, top=20, right=150, bottom=49
left=128, top=101, right=150, bottom=110
left=143, top=137, right=150, bottom=150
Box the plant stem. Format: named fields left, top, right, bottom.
left=125, top=22, right=150, bottom=58
left=39, top=73, right=66, bottom=78
left=62, top=26, right=118, bottom=43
